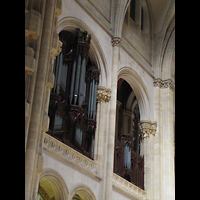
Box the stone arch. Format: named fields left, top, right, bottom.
left=113, top=0, right=131, bottom=37
left=118, top=67, right=152, bottom=121
left=161, top=28, right=175, bottom=82
left=70, top=184, right=96, bottom=200
left=38, top=169, right=69, bottom=200
left=57, top=17, right=108, bottom=87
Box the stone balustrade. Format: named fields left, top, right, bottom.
left=113, top=173, right=147, bottom=200
left=43, top=133, right=98, bottom=175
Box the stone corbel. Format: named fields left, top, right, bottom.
left=111, top=37, right=122, bottom=47
left=139, top=120, right=157, bottom=139
left=51, top=39, right=62, bottom=61
left=96, top=85, right=111, bottom=103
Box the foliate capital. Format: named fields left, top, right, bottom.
left=96, top=85, right=111, bottom=103
left=111, top=37, right=122, bottom=47
left=139, top=120, right=157, bottom=139
left=153, top=78, right=175, bottom=90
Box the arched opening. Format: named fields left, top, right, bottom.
left=38, top=179, right=56, bottom=200
left=70, top=185, right=96, bottom=200
left=113, top=78, right=144, bottom=189
left=38, top=170, right=69, bottom=200
left=141, top=0, right=150, bottom=33
left=47, top=28, right=100, bottom=159
left=57, top=17, right=108, bottom=87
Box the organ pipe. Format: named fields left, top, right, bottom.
left=74, top=55, right=81, bottom=105
left=69, top=58, right=76, bottom=105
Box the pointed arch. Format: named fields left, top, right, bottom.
left=118, top=67, right=152, bottom=121
left=57, top=17, right=108, bottom=87
left=113, top=0, right=131, bottom=37
left=161, top=28, right=175, bottom=82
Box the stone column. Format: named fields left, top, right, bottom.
left=153, top=78, right=175, bottom=200
left=25, top=1, right=55, bottom=199
left=161, top=80, right=175, bottom=200
left=104, top=37, right=122, bottom=200
left=95, top=85, right=111, bottom=200
left=139, top=120, right=157, bottom=199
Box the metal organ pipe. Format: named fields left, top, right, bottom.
left=90, top=79, right=95, bottom=118
left=88, top=81, right=92, bottom=118
left=56, top=52, right=63, bottom=93
left=69, top=58, right=76, bottom=105
left=92, top=81, right=98, bottom=119
left=74, top=55, right=82, bottom=105
left=60, top=63, right=68, bottom=91
left=78, top=57, right=86, bottom=107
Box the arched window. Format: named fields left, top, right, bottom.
left=114, top=78, right=144, bottom=189
left=47, top=29, right=99, bottom=159
left=141, top=1, right=150, bottom=33
left=141, top=6, right=144, bottom=31
left=130, top=0, right=136, bottom=21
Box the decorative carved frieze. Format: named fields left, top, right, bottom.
left=113, top=173, right=147, bottom=200
left=161, top=79, right=175, bottom=90
left=111, top=37, right=122, bottom=47
left=153, top=78, right=175, bottom=90
left=153, top=78, right=162, bottom=87
left=43, top=133, right=98, bottom=174
left=96, top=85, right=111, bottom=103
left=139, top=120, right=157, bottom=139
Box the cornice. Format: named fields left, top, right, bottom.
left=113, top=173, right=147, bottom=199
left=43, top=133, right=100, bottom=179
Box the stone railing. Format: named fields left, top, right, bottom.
left=113, top=173, right=147, bottom=200
left=43, top=133, right=98, bottom=175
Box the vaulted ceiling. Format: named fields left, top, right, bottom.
left=148, top=0, right=175, bottom=34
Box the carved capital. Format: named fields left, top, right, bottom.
left=153, top=78, right=175, bottom=90
left=150, top=121, right=157, bottom=136
left=111, top=37, right=122, bottom=47
left=139, top=120, right=152, bottom=139
left=139, top=120, right=157, bottom=139
left=96, top=85, right=111, bottom=103
left=161, top=79, right=175, bottom=90
left=153, top=78, right=162, bottom=87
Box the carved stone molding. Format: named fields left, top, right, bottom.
left=153, top=78, right=162, bottom=87
left=113, top=173, right=147, bottom=200
left=138, top=120, right=157, bottom=139
left=161, top=79, right=175, bottom=90
left=153, top=78, right=175, bottom=90
left=96, top=85, right=111, bottom=103
left=43, top=133, right=98, bottom=175
left=111, top=37, right=122, bottom=47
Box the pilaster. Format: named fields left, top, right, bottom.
left=95, top=85, right=111, bottom=200
left=25, top=1, right=58, bottom=199
left=139, top=120, right=157, bottom=199
left=153, top=78, right=175, bottom=200
left=104, top=37, right=122, bottom=200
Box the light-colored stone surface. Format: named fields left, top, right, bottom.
left=25, top=0, right=175, bottom=199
